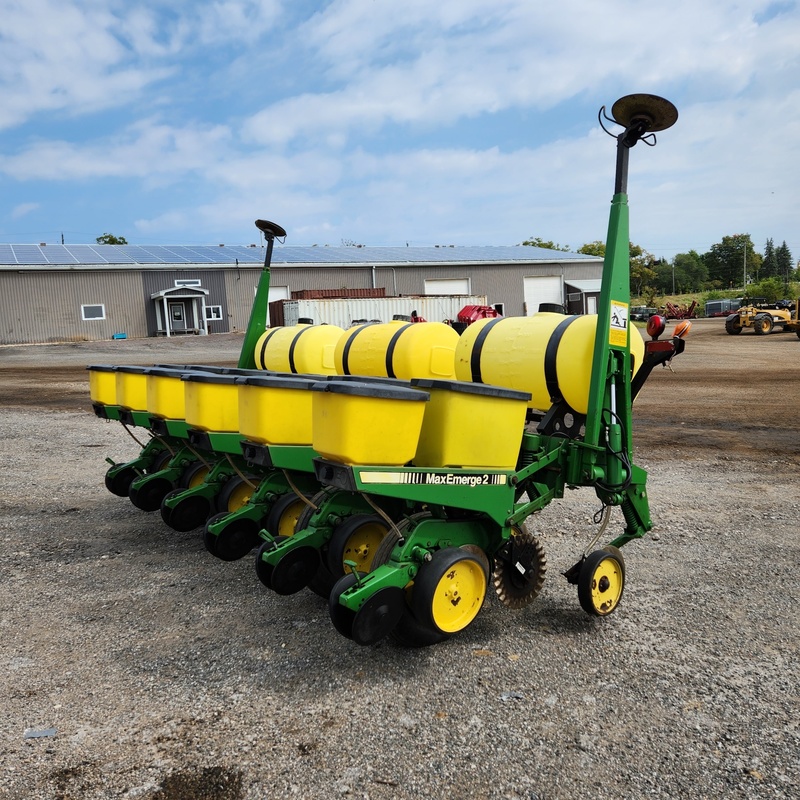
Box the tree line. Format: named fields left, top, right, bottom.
left=522, top=235, right=799, bottom=302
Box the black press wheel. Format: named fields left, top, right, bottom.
left=269, top=545, right=321, bottom=596
left=204, top=513, right=260, bottom=561
left=254, top=536, right=288, bottom=588
left=577, top=549, right=626, bottom=616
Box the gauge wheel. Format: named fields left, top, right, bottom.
left=326, top=514, right=390, bottom=578
left=148, top=449, right=173, bottom=473
left=577, top=549, right=625, bottom=616
left=411, top=547, right=488, bottom=635
left=217, top=476, right=258, bottom=514
left=265, top=493, right=308, bottom=538
left=178, top=461, right=209, bottom=490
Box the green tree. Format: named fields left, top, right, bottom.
left=577, top=241, right=605, bottom=257
left=521, top=237, right=572, bottom=251
left=672, top=250, right=708, bottom=292
left=761, top=238, right=778, bottom=277
left=747, top=277, right=784, bottom=303
left=776, top=241, right=794, bottom=288
left=96, top=233, right=128, bottom=245
left=703, top=234, right=760, bottom=289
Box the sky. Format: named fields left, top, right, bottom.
left=1, top=0, right=798, bottom=262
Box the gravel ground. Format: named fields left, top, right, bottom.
left=0, top=322, right=798, bottom=799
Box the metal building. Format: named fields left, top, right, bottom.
left=0, top=242, right=602, bottom=345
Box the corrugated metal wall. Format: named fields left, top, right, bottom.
left=0, top=270, right=147, bottom=344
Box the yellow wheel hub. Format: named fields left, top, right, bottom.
left=342, top=523, right=386, bottom=572
left=429, top=558, right=486, bottom=634
left=276, top=499, right=305, bottom=538
left=226, top=480, right=256, bottom=512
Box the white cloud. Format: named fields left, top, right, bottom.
left=11, top=202, right=40, bottom=219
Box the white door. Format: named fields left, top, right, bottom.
left=523, top=276, right=563, bottom=315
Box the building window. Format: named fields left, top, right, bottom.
left=205, top=305, right=223, bottom=321
left=81, top=304, right=106, bottom=321
left=175, top=279, right=201, bottom=287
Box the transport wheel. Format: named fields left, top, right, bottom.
left=217, top=476, right=258, bottom=513
left=411, top=547, right=488, bottom=635
left=269, top=546, right=321, bottom=596
left=204, top=513, right=260, bottom=561
left=160, top=489, right=210, bottom=532
left=105, top=465, right=138, bottom=498
left=577, top=549, right=625, bottom=616
left=265, top=493, right=307, bottom=538
left=129, top=476, right=173, bottom=512
left=179, top=461, right=209, bottom=490
left=254, top=536, right=288, bottom=588
left=326, top=514, right=390, bottom=578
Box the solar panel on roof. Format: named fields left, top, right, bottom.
left=12, top=245, right=48, bottom=264
left=0, top=244, right=16, bottom=264
left=66, top=245, right=110, bottom=264
left=40, top=245, right=79, bottom=264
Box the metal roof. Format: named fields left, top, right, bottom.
left=0, top=243, right=599, bottom=267
left=565, top=279, right=603, bottom=292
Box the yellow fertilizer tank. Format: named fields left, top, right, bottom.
left=410, top=378, right=531, bottom=469
left=253, top=324, right=343, bottom=375
left=87, top=364, right=118, bottom=406
left=311, top=380, right=430, bottom=466
left=454, top=313, right=645, bottom=415
left=333, top=320, right=458, bottom=380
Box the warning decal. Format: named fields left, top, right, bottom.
left=609, top=300, right=629, bottom=347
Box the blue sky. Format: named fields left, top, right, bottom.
left=1, top=0, right=798, bottom=262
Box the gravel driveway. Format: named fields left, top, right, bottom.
left=0, top=322, right=798, bottom=799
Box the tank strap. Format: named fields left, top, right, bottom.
left=256, top=327, right=282, bottom=369
left=287, top=325, right=313, bottom=374
left=544, top=316, right=578, bottom=402
left=384, top=323, right=412, bottom=378
left=340, top=323, right=376, bottom=375
left=470, top=317, right=504, bottom=383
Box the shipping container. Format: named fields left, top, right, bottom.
left=277, top=296, right=489, bottom=328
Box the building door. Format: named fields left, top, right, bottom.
left=169, top=301, right=187, bottom=332
left=523, top=276, right=563, bottom=315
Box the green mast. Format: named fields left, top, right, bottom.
left=238, top=219, right=287, bottom=369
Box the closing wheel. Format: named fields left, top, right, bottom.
left=269, top=546, right=320, bottom=596
left=160, top=489, right=211, bottom=532
left=328, top=573, right=361, bottom=640
left=204, top=513, right=260, bottom=561
left=265, top=493, right=308, bottom=538
left=254, top=536, right=288, bottom=587
left=217, top=476, right=258, bottom=514
left=411, top=547, right=488, bottom=635
left=327, top=514, right=390, bottom=578
left=105, top=465, right=139, bottom=497
left=129, top=476, right=173, bottom=512
left=179, top=461, right=209, bottom=490
left=577, top=549, right=625, bottom=616
left=351, top=586, right=405, bottom=646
